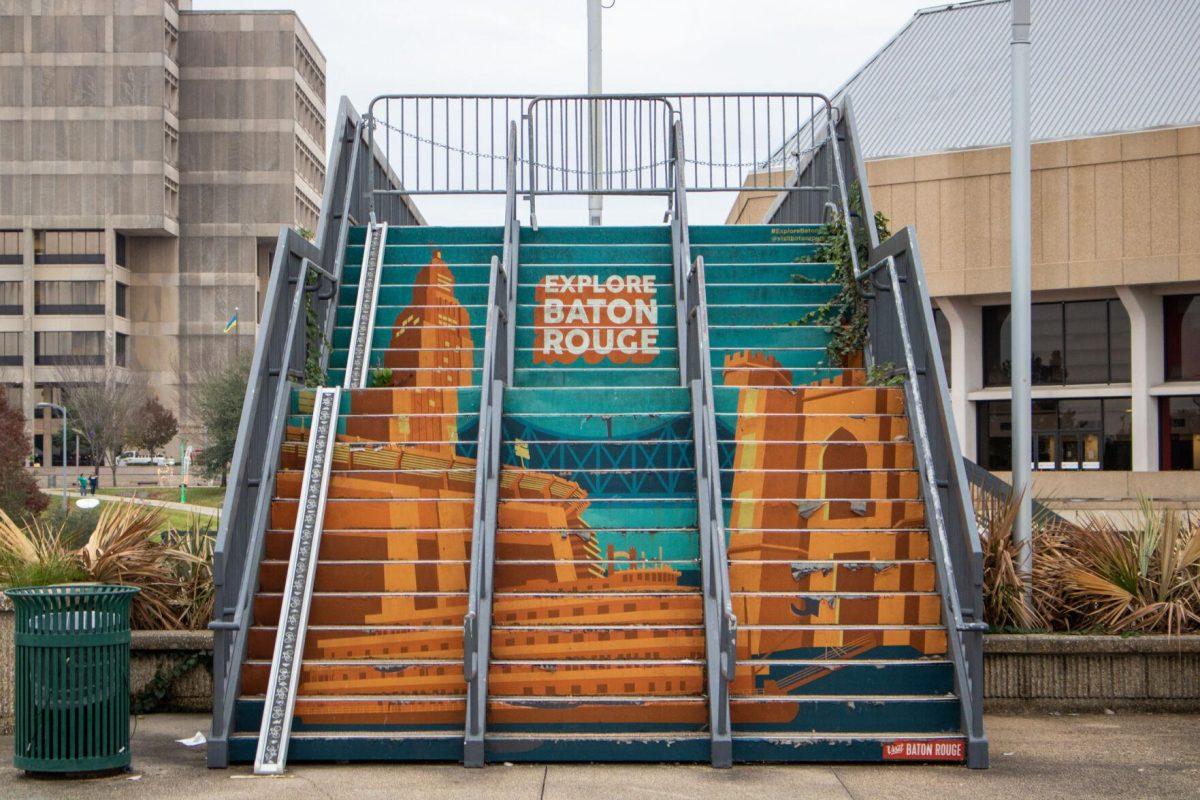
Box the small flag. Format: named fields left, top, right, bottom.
left=223, top=308, right=238, bottom=334
left=514, top=439, right=530, bottom=460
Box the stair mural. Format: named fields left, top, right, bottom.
left=228, top=223, right=968, bottom=764
left=693, top=225, right=964, bottom=761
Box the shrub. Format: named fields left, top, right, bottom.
left=1060, top=499, right=1200, bottom=636
left=0, top=499, right=215, bottom=631
left=972, top=484, right=1072, bottom=631
left=0, top=391, right=48, bottom=520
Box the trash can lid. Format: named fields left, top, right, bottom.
left=4, top=584, right=141, bottom=600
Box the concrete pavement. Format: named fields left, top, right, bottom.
left=2, top=713, right=1197, bottom=799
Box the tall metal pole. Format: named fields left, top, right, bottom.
left=587, top=0, right=603, bottom=226
left=1010, top=0, right=1033, bottom=602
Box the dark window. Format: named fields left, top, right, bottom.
left=982, top=299, right=1130, bottom=386
left=115, top=233, right=127, bottom=268
left=932, top=307, right=951, bottom=385
left=1164, top=295, right=1200, bottom=381
left=34, top=281, right=103, bottom=315
left=115, top=282, right=128, bottom=318
left=0, top=332, right=21, bottom=366
left=0, top=230, right=21, bottom=265
left=1160, top=395, right=1200, bottom=470
left=0, top=281, right=20, bottom=315
left=34, top=230, right=104, bottom=264
left=34, top=331, right=104, bottom=366
left=115, top=332, right=127, bottom=367
left=1031, top=303, right=1065, bottom=384
left=977, top=397, right=1131, bottom=471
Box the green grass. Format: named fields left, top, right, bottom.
left=98, top=486, right=226, bottom=509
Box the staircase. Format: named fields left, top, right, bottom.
left=226, top=222, right=968, bottom=764
left=692, top=224, right=964, bottom=762
left=211, top=94, right=985, bottom=771
left=230, top=226, right=501, bottom=762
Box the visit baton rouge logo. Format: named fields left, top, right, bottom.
left=534, top=273, right=661, bottom=365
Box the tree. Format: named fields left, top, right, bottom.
left=0, top=391, right=48, bottom=520
left=58, top=368, right=148, bottom=486
left=193, top=352, right=251, bottom=486
left=127, top=397, right=178, bottom=454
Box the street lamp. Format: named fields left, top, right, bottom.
left=1010, top=0, right=1033, bottom=604
left=34, top=402, right=68, bottom=512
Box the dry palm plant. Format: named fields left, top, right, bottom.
left=1061, top=498, right=1200, bottom=635
left=164, top=514, right=216, bottom=629
left=77, top=498, right=184, bottom=629
left=971, top=485, right=1075, bottom=630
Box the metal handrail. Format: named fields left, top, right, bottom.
left=690, top=254, right=737, bottom=767
left=208, top=234, right=323, bottom=767
left=671, top=119, right=735, bottom=768
left=462, top=122, right=519, bottom=767
left=363, top=93, right=848, bottom=209
left=865, top=232, right=988, bottom=768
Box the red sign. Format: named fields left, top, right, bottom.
left=881, top=739, right=966, bottom=762
left=534, top=274, right=660, bottom=365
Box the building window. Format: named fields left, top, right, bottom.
left=982, top=299, right=1130, bottom=387
left=1164, top=295, right=1200, bottom=382
left=0, top=281, right=20, bottom=314
left=164, top=123, right=179, bottom=167
left=977, top=397, right=1132, bottom=471
left=0, top=332, right=21, bottom=366
left=34, top=230, right=104, bottom=264
left=34, top=331, right=104, bottom=366
left=1160, top=396, right=1200, bottom=470
left=932, top=307, right=951, bottom=385
left=34, top=281, right=104, bottom=315
left=0, top=230, right=21, bottom=264
left=115, top=333, right=128, bottom=368
left=115, top=233, right=127, bottom=268
left=116, top=282, right=128, bottom=318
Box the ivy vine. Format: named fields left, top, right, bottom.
left=303, top=268, right=329, bottom=387
left=795, top=186, right=891, bottom=368
left=131, top=650, right=211, bottom=715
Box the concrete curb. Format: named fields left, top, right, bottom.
left=985, top=634, right=1200, bottom=712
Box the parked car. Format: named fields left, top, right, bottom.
left=115, top=450, right=173, bottom=467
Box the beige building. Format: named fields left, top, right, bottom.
left=0, top=0, right=325, bottom=458
left=737, top=0, right=1200, bottom=499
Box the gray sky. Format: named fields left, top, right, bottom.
left=193, top=0, right=921, bottom=224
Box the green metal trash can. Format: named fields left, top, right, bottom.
left=4, top=584, right=140, bottom=774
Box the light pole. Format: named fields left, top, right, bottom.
left=35, top=402, right=68, bottom=512
left=1010, top=0, right=1033, bottom=603
left=587, top=0, right=603, bottom=226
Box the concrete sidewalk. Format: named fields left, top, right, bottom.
left=2, top=713, right=1197, bottom=800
